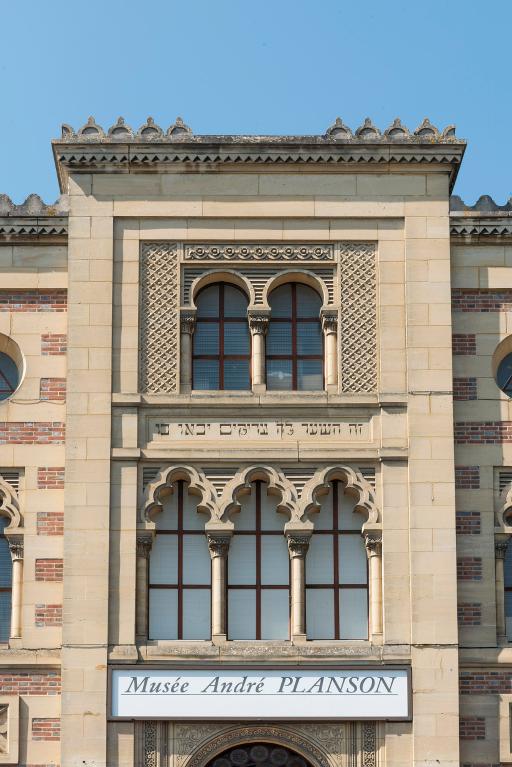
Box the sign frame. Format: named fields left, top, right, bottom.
left=108, top=664, right=412, bottom=722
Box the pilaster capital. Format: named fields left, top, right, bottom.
left=248, top=312, right=269, bottom=336
left=321, top=309, right=338, bottom=334
left=136, top=534, right=153, bottom=559
left=180, top=311, right=196, bottom=335
left=286, top=534, right=311, bottom=559
left=495, top=538, right=510, bottom=560
left=364, top=533, right=382, bottom=557
left=7, top=536, right=23, bottom=562
left=207, top=533, right=231, bottom=558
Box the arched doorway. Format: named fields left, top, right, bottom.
left=209, top=744, right=311, bottom=767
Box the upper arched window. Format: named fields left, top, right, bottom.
left=266, top=284, right=323, bottom=391
left=193, top=283, right=250, bottom=391
left=0, top=518, right=11, bottom=643
left=306, top=481, right=368, bottom=640
left=148, top=481, right=211, bottom=640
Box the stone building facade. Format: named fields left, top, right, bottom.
left=0, top=115, right=510, bottom=766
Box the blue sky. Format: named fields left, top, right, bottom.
left=1, top=0, right=510, bottom=204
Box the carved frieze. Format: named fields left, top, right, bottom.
left=184, top=244, right=334, bottom=261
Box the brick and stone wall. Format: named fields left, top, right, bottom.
left=31, top=718, right=60, bottom=741
left=0, top=423, right=65, bottom=444
left=0, top=671, right=61, bottom=694
left=35, top=605, right=62, bottom=627
left=39, top=378, right=66, bottom=402
left=453, top=377, right=477, bottom=400
left=36, top=512, right=63, bottom=536
left=41, top=332, right=67, bottom=355
left=35, top=560, right=63, bottom=582
left=458, top=603, right=482, bottom=626
left=455, top=466, right=480, bottom=489
left=37, top=467, right=65, bottom=489
left=0, top=290, right=67, bottom=312
left=457, top=557, right=483, bottom=581
left=453, top=334, right=476, bottom=355
left=456, top=511, right=481, bottom=534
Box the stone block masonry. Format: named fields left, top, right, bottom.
left=458, top=603, right=482, bottom=625
left=39, top=378, right=66, bottom=402
left=35, top=559, right=63, bottom=582
left=37, top=467, right=65, bottom=489
left=453, top=377, right=477, bottom=400
left=457, top=557, right=483, bottom=580
left=459, top=717, right=486, bottom=740
left=455, top=422, right=512, bottom=444
left=0, top=671, right=61, bottom=694
left=452, top=288, right=512, bottom=312
left=31, top=718, right=60, bottom=741
left=0, top=423, right=65, bottom=444
left=0, top=290, right=67, bottom=312
left=460, top=670, right=512, bottom=693
left=455, top=466, right=480, bottom=489
left=37, top=512, right=63, bottom=536
left=453, top=334, right=476, bottom=355
left=456, top=511, right=481, bottom=534
left=41, top=333, right=67, bottom=355
left=35, top=605, right=62, bottom=627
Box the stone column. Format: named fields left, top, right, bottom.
left=207, top=533, right=231, bottom=641
left=365, top=533, right=383, bottom=637
left=135, top=534, right=153, bottom=640
left=8, top=537, right=23, bottom=640
left=321, top=310, right=338, bottom=391
left=495, top=538, right=509, bottom=641
left=287, top=534, right=310, bottom=641
left=248, top=313, right=269, bottom=393
left=180, top=312, right=196, bottom=391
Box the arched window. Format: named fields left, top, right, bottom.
left=227, top=481, right=289, bottom=640
left=193, top=283, right=250, bottom=390
left=0, top=518, right=11, bottom=643
left=148, top=481, right=211, bottom=640
left=306, top=481, right=368, bottom=639
left=266, top=284, right=323, bottom=391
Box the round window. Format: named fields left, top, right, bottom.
left=0, top=352, right=20, bottom=401
left=497, top=354, right=512, bottom=397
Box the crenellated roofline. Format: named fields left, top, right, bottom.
left=450, top=195, right=512, bottom=238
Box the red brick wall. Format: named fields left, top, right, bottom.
left=455, top=466, right=480, bottom=489
left=452, top=288, right=512, bottom=312
left=453, top=334, right=476, bottom=355
left=457, top=557, right=482, bottom=581
left=35, top=605, right=62, bottom=627
left=0, top=290, right=67, bottom=312
left=37, top=467, right=65, bottom=489
left=459, top=716, right=486, bottom=740
left=0, top=671, right=61, bottom=694
left=41, top=333, right=67, bottom=355
left=456, top=511, right=481, bottom=534
left=453, top=377, right=477, bottom=400
left=458, top=603, right=482, bottom=626
left=455, top=421, right=512, bottom=444
left=460, top=670, right=512, bottom=693
left=0, top=423, right=65, bottom=444
left=37, top=512, right=63, bottom=536
left=35, top=559, right=63, bottom=582
left=31, top=718, right=60, bottom=741
left=39, top=378, right=66, bottom=402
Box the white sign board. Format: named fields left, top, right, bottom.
left=110, top=667, right=410, bottom=720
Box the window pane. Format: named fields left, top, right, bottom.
left=339, top=588, right=368, bottom=639
left=0, top=592, right=10, bottom=643
left=157, top=497, right=178, bottom=530
left=224, top=286, right=248, bottom=317
left=269, top=285, right=292, bottom=318
left=183, top=535, right=211, bottom=584
left=224, top=322, right=250, bottom=354
left=0, top=353, right=19, bottom=399
left=297, top=359, right=323, bottom=391
left=306, top=588, right=334, bottom=639
left=261, top=536, right=289, bottom=585
left=228, top=589, right=256, bottom=639
left=196, top=285, right=219, bottom=318
left=506, top=590, right=512, bottom=618
left=296, top=285, right=322, bottom=317
left=0, top=538, right=12, bottom=588
left=229, top=536, right=256, bottom=584
left=236, top=492, right=256, bottom=531
left=149, top=589, right=178, bottom=639
left=183, top=589, right=211, bottom=639
left=339, top=536, right=367, bottom=584
left=506, top=545, right=512, bottom=588
left=194, top=323, right=219, bottom=354
left=339, top=494, right=362, bottom=530
left=224, top=360, right=250, bottom=390
left=266, top=360, right=292, bottom=391
left=150, top=536, right=178, bottom=584
left=193, top=360, right=219, bottom=390
left=182, top=492, right=206, bottom=531
left=306, top=535, right=333, bottom=584
left=314, top=494, right=334, bottom=530
left=296, top=322, right=322, bottom=355
left=266, top=322, right=292, bottom=355
left=261, top=590, right=289, bottom=639
left=260, top=492, right=285, bottom=531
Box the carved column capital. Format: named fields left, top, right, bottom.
left=180, top=311, right=196, bottom=336
left=207, top=534, right=231, bottom=558
left=496, top=538, right=510, bottom=560
left=287, top=534, right=311, bottom=559
left=136, top=534, right=153, bottom=559
left=364, top=533, right=382, bottom=557
left=248, top=313, right=269, bottom=336
left=7, top=536, right=23, bottom=562
left=321, top=310, right=338, bottom=334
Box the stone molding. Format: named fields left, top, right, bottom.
left=0, top=479, right=22, bottom=533
left=184, top=244, right=334, bottom=262
left=286, top=535, right=311, bottom=558
left=7, top=537, right=23, bottom=562
left=206, top=534, right=231, bottom=558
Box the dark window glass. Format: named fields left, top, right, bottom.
left=0, top=353, right=20, bottom=401
left=0, top=518, right=11, bottom=643
left=193, top=284, right=250, bottom=390
left=497, top=355, right=512, bottom=397
left=266, top=284, right=323, bottom=391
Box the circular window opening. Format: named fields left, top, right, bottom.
left=0, top=335, right=24, bottom=402
left=497, top=354, right=512, bottom=397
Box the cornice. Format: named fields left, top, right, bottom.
left=450, top=195, right=512, bottom=238
left=0, top=194, right=69, bottom=242
left=52, top=115, right=466, bottom=191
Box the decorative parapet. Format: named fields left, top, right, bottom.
left=0, top=194, right=69, bottom=240
left=450, top=195, right=512, bottom=237
left=52, top=116, right=466, bottom=191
